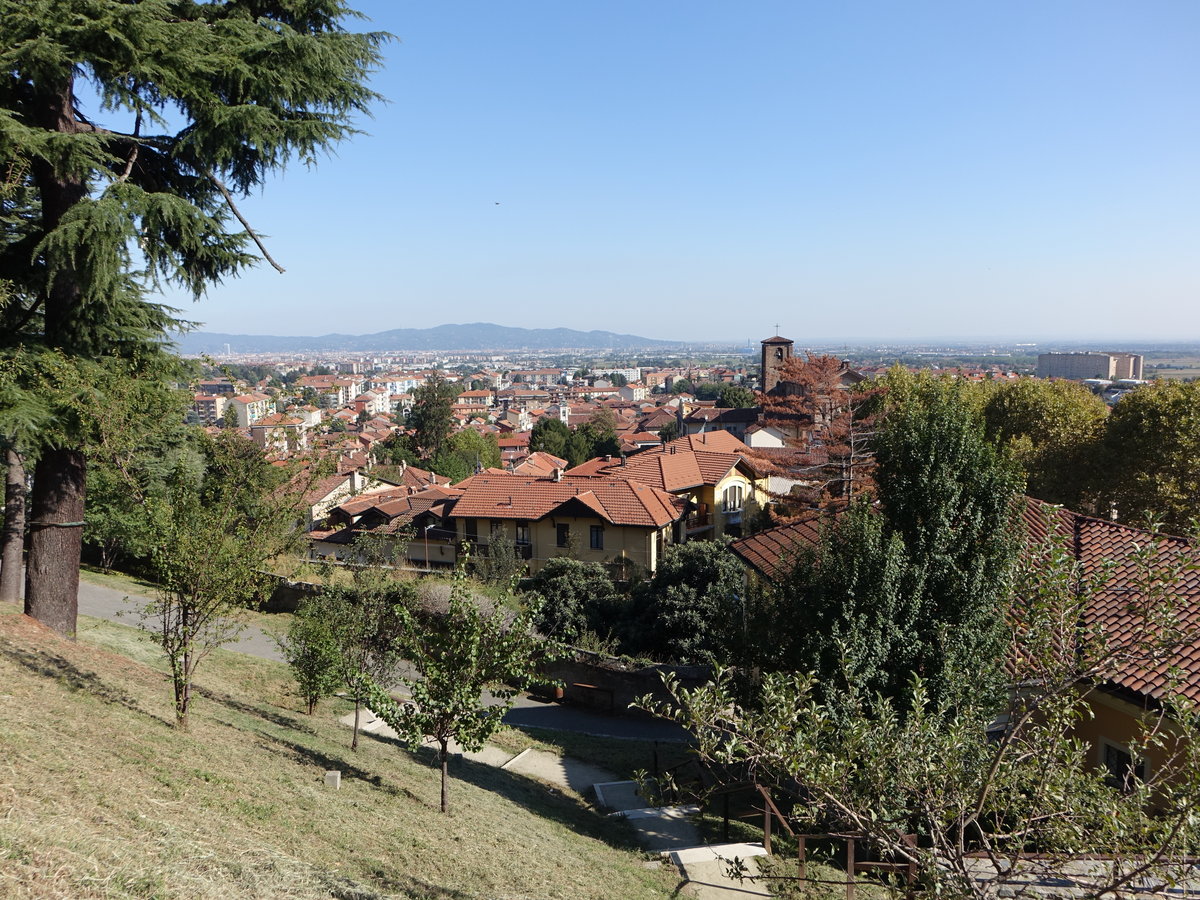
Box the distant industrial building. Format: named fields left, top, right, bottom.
left=1037, top=351, right=1143, bottom=381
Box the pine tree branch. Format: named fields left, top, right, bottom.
left=201, top=167, right=286, bottom=274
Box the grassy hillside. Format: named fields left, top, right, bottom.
left=0, top=605, right=678, bottom=899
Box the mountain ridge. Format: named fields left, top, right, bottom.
left=175, top=322, right=684, bottom=354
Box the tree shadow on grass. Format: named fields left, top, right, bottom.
left=192, top=682, right=318, bottom=734
left=254, top=731, right=427, bottom=806
left=0, top=639, right=162, bottom=722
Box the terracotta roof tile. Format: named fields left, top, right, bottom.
left=450, top=474, right=683, bottom=528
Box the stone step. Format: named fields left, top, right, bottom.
left=668, top=842, right=768, bottom=865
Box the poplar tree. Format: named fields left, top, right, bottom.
left=0, top=1, right=386, bottom=636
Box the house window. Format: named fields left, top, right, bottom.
left=723, top=484, right=744, bottom=512
left=515, top=521, right=530, bottom=546
left=464, top=518, right=478, bottom=542
left=590, top=525, right=604, bottom=550
left=1102, top=740, right=1145, bottom=792
left=556, top=524, right=570, bottom=548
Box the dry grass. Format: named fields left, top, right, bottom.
left=0, top=604, right=678, bottom=899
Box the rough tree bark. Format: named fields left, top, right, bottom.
left=1, top=446, right=27, bottom=604
left=24, top=448, right=85, bottom=638
left=23, top=73, right=88, bottom=638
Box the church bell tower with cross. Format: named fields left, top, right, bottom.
left=760, top=328, right=794, bottom=394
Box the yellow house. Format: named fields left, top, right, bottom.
left=567, top=430, right=767, bottom=541
left=447, top=472, right=686, bottom=577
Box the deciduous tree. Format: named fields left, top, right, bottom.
left=1095, top=380, right=1200, bottom=533
left=365, top=566, right=549, bottom=813
left=279, top=594, right=344, bottom=716
left=982, top=377, right=1108, bottom=510
left=717, top=384, right=755, bottom=409
left=628, top=541, right=745, bottom=665
left=529, top=416, right=569, bottom=458
left=143, top=431, right=301, bottom=730
left=524, top=557, right=622, bottom=644
left=759, top=354, right=881, bottom=511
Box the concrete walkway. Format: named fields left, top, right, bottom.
left=341, top=709, right=769, bottom=898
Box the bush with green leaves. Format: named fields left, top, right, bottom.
left=523, top=557, right=622, bottom=643
left=627, top=540, right=745, bottom=665
left=278, top=595, right=342, bottom=715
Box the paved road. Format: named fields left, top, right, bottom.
left=77, top=577, right=286, bottom=662
left=75, top=576, right=691, bottom=742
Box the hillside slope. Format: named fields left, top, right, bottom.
left=0, top=608, right=676, bottom=899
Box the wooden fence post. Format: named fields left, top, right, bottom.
left=797, top=835, right=807, bottom=884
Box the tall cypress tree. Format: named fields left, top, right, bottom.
left=0, top=0, right=387, bottom=636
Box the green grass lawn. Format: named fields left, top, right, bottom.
left=0, top=604, right=678, bottom=899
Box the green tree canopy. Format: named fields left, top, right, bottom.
left=1096, top=380, right=1200, bottom=533
left=982, top=377, right=1108, bottom=509
left=0, top=0, right=387, bottom=636
left=523, top=557, right=622, bottom=644
left=871, top=377, right=1023, bottom=708
left=408, top=374, right=459, bottom=458
left=716, top=384, right=756, bottom=409
left=628, top=541, right=745, bottom=665
left=529, top=416, right=569, bottom=458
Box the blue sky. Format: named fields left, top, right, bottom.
left=154, top=1, right=1200, bottom=343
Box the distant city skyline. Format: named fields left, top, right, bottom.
left=136, top=1, right=1199, bottom=342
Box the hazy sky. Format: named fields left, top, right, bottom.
left=149, top=1, right=1199, bottom=343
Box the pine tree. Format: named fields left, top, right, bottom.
left=0, top=1, right=386, bottom=636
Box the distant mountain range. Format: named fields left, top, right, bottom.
left=175, top=323, right=684, bottom=355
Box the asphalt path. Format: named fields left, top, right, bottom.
left=74, top=576, right=691, bottom=742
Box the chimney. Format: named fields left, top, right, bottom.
left=400, top=459, right=406, bottom=474
left=604, top=454, right=612, bottom=462
left=553, top=467, right=562, bottom=482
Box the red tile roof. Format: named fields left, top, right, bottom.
left=565, top=430, right=758, bottom=492
left=512, top=451, right=569, bottom=477
left=450, top=474, right=684, bottom=528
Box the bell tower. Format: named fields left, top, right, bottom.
left=761, top=332, right=794, bottom=394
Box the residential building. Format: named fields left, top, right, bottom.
left=227, top=392, right=275, bottom=427
left=1037, top=352, right=1145, bottom=381
left=568, top=430, right=766, bottom=540
left=448, top=472, right=685, bottom=576
left=249, top=413, right=308, bottom=453
left=191, top=393, right=228, bottom=425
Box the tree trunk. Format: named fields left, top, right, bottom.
left=1, top=446, right=27, bottom=604
left=24, top=448, right=85, bottom=638
left=24, top=74, right=89, bottom=638
left=352, top=696, right=361, bottom=750
left=439, top=739, right=450, bottom=814
left=174, top=608, right=192, bottom=730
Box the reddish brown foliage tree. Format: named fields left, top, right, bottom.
left=757, top=354, right=882, bottom=515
